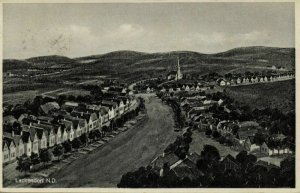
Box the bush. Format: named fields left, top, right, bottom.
left=62, top=140, right=72, bottom=153
left=72, top=138, right=82, bottom=149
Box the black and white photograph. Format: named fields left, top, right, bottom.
left=1, top=1, right=296, bottom=190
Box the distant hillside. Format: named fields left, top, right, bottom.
left=76, top=50, right=147, bottom=61
left=26, top=55, right=76, bottom=68
left=3, top=59, right=33, bottom=71
left=212, top=46, right=295, bottom=69
left=4, top=46, right=295, bottom=73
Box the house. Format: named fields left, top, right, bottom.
left=39, top=102, right=60, bottom=115
left=164, top=162, right=199, bottom=181
left=64, top=101, right=79, bottom=108
left=244, top=136, right=260, bottom=152
left=185, top=85, right=190, bottom=91
left=113, top=99, right=125, bottom=115
left=61, top=120, right=75, bottom=141
left=151, top=152, right=179, bottom=170
left=255, top=160, right=280, bottom=171
left=36, top=128, right=47, bottom=150
left=55, top=126, right=63, bottom=144
left=108, top=86, right=127, bottom=94
left=37, top=116, right=54, bottom=124
left=32, top=123, right=56, bottom=148
left=258, top=77, right=263, bottom=82
left=18, top=113, right=28, bottom=122
left=3, top=139, right=10, bottom=163
left=146, top=87, right=151, bottom=93
left=21, top=131, right=32, bottom=156
left=13, top=135, right=25, bottom=157
left=217, top=79, right=226, bottom=86
left=169, top=88, right=174, bottom=93
left=101, top=101, right=117, bottom=119
left=61, top=126, right=69, bottom=143
left=70, top=119, right=84, bottom=137
left=28, top=127, right=39, bottom=154
left=118, top=97, right=130, bottom=111
left=221, top=154, right=241, bottom=171
left=260, top=142, right=274, bottom=156
left=4, top=137, right=17, bottom=162
left=100, top=107, right=109, bottom=124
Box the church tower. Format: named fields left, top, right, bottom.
left=175, top=56, right=183, bottom=80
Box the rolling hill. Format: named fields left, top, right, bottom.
left=3, top=46, right=295, bottom=73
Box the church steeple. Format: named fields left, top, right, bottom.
left=175, top=56, right=183, bottom=80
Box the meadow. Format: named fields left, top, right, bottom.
left=225, top=79, right=295, bottom=113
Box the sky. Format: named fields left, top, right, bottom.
left=3, top=3, right=295, bottom=59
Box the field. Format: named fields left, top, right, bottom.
left=3, top=90, right=40, bottom=105
left=225, top=79, right=295, bottom=113
left=190, top=130, right=239, bottom=158
left=3, top=87, right=90, bottom=105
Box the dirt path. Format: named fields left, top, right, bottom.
left=45, top=94, right=177, bottom=187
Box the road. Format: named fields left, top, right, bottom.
left=46, top=94, right=177, bottom=187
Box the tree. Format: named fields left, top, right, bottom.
left=72, top=138, right=82, bottom=149
left=53, top=145, right=64, bottom=161
left=201, top=145, right=221, bottom=163
left=88, top=130, right=96, bottom=142
left=79, top=133, right=88, bottom=145
left=30, top=152, right=40, bottom=165
left=16, top=156, right=31, bottom=176
left=39, top=149, right=52, bottom=166
left=94, top=129, right=102, bottom=139
left=62, top=140, right=72, bottom=153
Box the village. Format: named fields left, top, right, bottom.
left=118, top=58, right=295, bottom=188
left=2, top=55, right=296, bottom=188
left=2, top=80, right=150, bottom=186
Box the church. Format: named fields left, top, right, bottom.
left=167, top=57, right=183, bottom=81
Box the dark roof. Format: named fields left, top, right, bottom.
left=170, top=164, right=197, bottom=180
left=108, top=86, right=125, bottom=93
left=40, top=102, right=60, bottom=114
left=101, top=100, right=118, bottom=108
left=3, top=115, right=17, bottom=124
left=36, top=128, right=45, bottom=140
left=21, top=131, right=31, bottom=143
left=222, top=154, right=240, bottom=166
left=37, top=116, right=54, bottom=122
left=247, top=136, right=255, bottom=144
left=186, top=152, right=201, bottom=164
left=118, top=96, right=129, bottom=104
left=152, top=153, right=179, bottom=168
left=167, top=71, right=177, bottom=76
left=255, top=160, right=280, bottom=171
left=100, top=107, right=108, bottom=116
left=13, top=135, right=22, bottom=146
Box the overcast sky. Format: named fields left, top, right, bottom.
left=4, top=3, right=295, bottom=59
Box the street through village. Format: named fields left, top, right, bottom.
left=45, top=94, right=178, bottom=187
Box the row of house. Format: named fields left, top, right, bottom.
left=217, top=73, right=295, bottom=86
left=3, top=88, right=137, bottom=164
left=160, top=83, right=213, bottom=93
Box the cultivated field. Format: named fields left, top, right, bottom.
left=225, top=79, right=295, bottom=113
